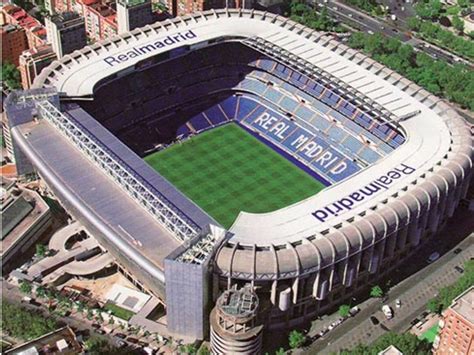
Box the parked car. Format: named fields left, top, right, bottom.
left=382, top=305, right=393, bottom=320
left=95, top=329, right=106, bottom=335
left=370, top=316, right=379, bottom=325
left=318, top=329, right=328, bottom=337
left=349, top=306, right=360, bottom=317
left=117, top=340, right=127, bottom=348
left=114, top=333, right=127, bottom=339
left=91, top=323, right=101, bottom=329
left=395, top=299, right=401, bottom=308
left=454, top=248, right=462, bottom=254
left=127, top=337, right=139, bottom=344
left=455, top=266, right=464, bottom=273
left=411, top=317, right=420, bottom=326
left=427, top=252, right=440, bottom=263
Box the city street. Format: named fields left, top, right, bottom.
left=312, top=0, right=473, bottom=66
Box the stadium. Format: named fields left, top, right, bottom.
left=5, top=8, right=473, bottom=348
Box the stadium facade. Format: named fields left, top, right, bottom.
left=5, top=8, right=473, bottom=344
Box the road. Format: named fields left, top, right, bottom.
left=312, top=0, right=472, bottom=66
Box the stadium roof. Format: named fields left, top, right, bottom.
left=30, top=9, right=472, bottom=250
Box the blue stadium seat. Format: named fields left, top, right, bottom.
left=280, top=96, right=299, bottom=112
left=235, top=97, right=259, bottom=121
left=310, top=115, right=332, bottom=132
left=189, top=114, right=211, bottom=132
left=204, top=105, right=228, bottom=125
left=264, top=87, right=284, bottom=103
left=177, top=124, right=191, bottom=137
left=328, top=126, right=347, bottom=142
left=393, top=134, right=405, bottom=146
left=358, top=146, right=381, bottom=164
left=342, top=135, right=364, bottom=155
left=219, top=97, right=238, bottom=119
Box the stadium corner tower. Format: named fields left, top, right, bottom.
left=5, top=8, right=473, bottom=345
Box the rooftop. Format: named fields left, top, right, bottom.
left=378, top=345, right=403, bottom=355
left=1, top=23, right=23, bottom=33
left=0, top=178, right=50, bottom=254
left=218, top=285, right=259, bottom=318
left=449, top=286, right=474, bottom=324
left=5, top=326, right=83, bottom=355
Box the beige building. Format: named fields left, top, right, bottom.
left=19, top=45, right=57, bottom=89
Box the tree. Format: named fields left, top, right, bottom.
left=35, top=286, right=47, bottom=299
left=275, top=348, right=286, bottom=355
left=2, top=301, right=58, bottom=340
left=35, top=244, right=48, bottom=257
left=180, top=344, right=198, bottom=354
left=341, top=332, right=431, bottom=354
left=370, top=285, right=384, bottom=298
left=197, top=346, right=211, bottom=355
left=338, top=304, right=351, bottom=317
left=1, top=63, right=21, bottom=90
left=426, top=298, right=441, bottom=314
left=407, top=17, right=421, bottom=31
left=84, top=335, right=109, bottom=354
left=288, top=330, right=306, bottom=349
left=19, top=280, right=32, bottom=294
left=452, top=16, right=464, bottom=33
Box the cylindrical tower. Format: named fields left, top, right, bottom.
left=210, top=285, right=263, bottom=354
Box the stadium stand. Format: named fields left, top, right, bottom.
left=77, top=42, right=404, bottom=184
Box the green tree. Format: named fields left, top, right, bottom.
left=339, top=304, right=351, bottom=317
left=35, top=286, right=47, bottom=299
left=1, top=63, right=21, bottom=90
left=415, top=0, right=442, bottom=20
left=370, top=285, right=384, bottom=298
left=288, top=330, right=306, bottom=349
left=84, top=335, right=110, bottom=355
left=2, top=301, right=58, bottom=340
left=197, top=345, right=211, bottom=355
left=407, top=17, right=421, bottom=31
left=35, top=244, right=48, bottom=257
left=452, top=16, right=464, bottom=33
left=180, top=344, right=198, bottom=354
left=19, top=280, right=32, bottom=294
left=341, top=332, right=431, bottom=354
left=275, top=348, right=286, bottom=355
left=426, top=298, right=441, bottom=314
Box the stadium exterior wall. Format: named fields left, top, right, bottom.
left=10, top=126, right=168, bottom=299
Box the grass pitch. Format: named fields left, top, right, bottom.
left=145, top=124, right=325, bottom=228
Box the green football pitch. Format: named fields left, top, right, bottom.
left=145, top=123, right=326, bottom=228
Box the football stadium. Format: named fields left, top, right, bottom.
left=5, top=8, right=473, bottom=351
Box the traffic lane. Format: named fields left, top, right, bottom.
left=313, top=1, right=412, bottom=41
left=313, top=0, right=460, bottom=63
